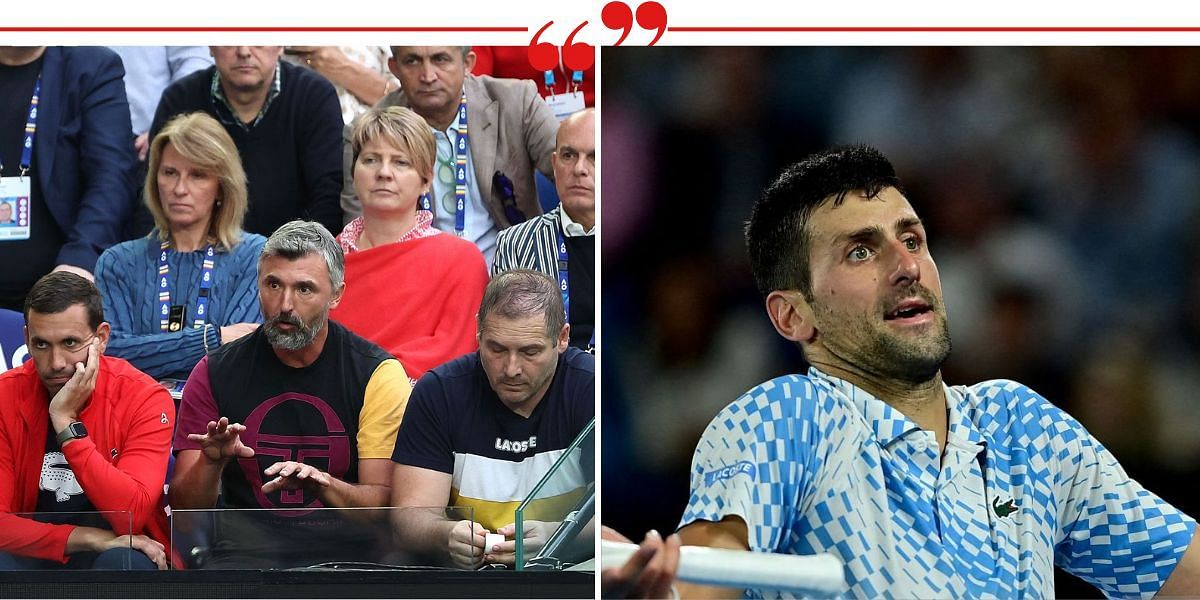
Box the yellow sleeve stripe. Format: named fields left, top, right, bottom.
left=357, top=359, right=412, bottom=458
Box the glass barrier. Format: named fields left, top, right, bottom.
left=2, top=511, right=136, bottom=570
left=170, top=506, right=476, bottom=570
left=514, top=419, right=596, bottom=570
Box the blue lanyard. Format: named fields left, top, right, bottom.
left=452, top=93, right=468, bottom=236
left=157, top=242, right=215, bottom=332
left=555, top=228, right=570, bottom=322
left=420, top=91, right=468, bottom=238
left=1, top=74, right=40, bottom=177
left=555, top=226, right=595, bottom=350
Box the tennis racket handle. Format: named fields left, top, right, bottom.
left=601, top=539, right=844, bottom=596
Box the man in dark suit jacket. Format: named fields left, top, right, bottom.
left=0, top=46, right=137, bottom=311
left=492, top=109, right=595, bottom=350
left=149, top=46, right=344, bottom=237
left=340, top=46, right=558, bottom=265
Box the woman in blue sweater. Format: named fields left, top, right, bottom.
left=96, top=112, right=265, bottom=381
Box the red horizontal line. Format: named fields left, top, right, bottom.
left=669, top=26, right=1200, bottom=32
left=0, top=26, right=527, bottom=32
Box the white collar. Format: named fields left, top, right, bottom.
left=558, top=206, right=595, bottom=237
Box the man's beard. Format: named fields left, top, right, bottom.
left=813, top=285, right=952, bottom=385
left=263, top=311, right=326, bottom=351
left=857, top=319, right=951, bottom=384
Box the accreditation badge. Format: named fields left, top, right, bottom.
left=547, top=92, right=586, bottom=122
left=168, top=305, right=185, bottom=332
left=0, top=176, right=32, bottom=241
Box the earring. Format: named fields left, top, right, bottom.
left=216, top=200, right=222, bottom=207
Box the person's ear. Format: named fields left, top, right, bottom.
left=95, top=322, right=111, bottom=354
left=557, top=324, right=570, bottom=352
left=463, top=51, right=477, bottom=74
left=765, top=290, right=817, bottom=344
left=329, top=282, right=345, bottom=310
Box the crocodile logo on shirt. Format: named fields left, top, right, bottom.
left=993, top=495, right=1019, bottom=518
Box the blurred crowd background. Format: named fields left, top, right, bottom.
left=600, top=47, right=1200, bottom=595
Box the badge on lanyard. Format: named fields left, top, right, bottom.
left=158, top=242, right=215, bottom=333
left=547, top=93, right=586, bottom=122
left=0, top=75, right=39, bottom=243
left=543, top=70, right=585, bottom=122
left=0, top=183, right=31, bottom=241
left=168, top=305, right=185, bottom=332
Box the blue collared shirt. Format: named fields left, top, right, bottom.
left=681, top=368, right=1195, bottom=598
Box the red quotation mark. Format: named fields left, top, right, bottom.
left=528, top=20, right=595, bottom=72
left=526, top=1, right=668, bottom=71
left=601, top=1, right=667, bottom=46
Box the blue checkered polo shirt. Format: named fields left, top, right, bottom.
left=681, top=368, right=1195, bottom=598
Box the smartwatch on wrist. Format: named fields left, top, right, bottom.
left=56, top=421, right=88, bottom=446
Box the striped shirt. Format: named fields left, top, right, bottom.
left=392, top=348, right=594, bottom=530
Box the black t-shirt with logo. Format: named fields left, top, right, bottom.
left=203, top=321, right=392, bottom=512
left=180, top=321, right=397, bottom=567
left=34, top=423, right=107, bottom=530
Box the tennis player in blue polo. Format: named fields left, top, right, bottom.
left=662, top=145, right=1200, bottom=598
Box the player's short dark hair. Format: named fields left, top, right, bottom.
left=745, top=144, right=904, bottom=300
left=24, top=271, right=104, bottom=330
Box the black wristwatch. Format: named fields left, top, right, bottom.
left=56, top=421, right=88, bottom=446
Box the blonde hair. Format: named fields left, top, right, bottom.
left=350, top=106, right=436, bottom=185
left=145, top=112, right=247, bottom=251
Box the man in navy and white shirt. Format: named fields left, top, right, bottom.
left=607, top=145, right=1200, bottom=599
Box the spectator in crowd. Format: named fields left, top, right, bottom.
left=282, top=46, right=398, bottom=125
left=0, top=46, right=137, bottom=310
left=391, top=270, right=593, bottom=568
left=111, top=46, right=213, bottom=238
left=95, top=112, right=264, bottom=382
left=341, top=46, right=558, bottom=265
left=150, top=46, right=343, bottom=237
left=110, top=46, right=212, bottom=162
left=493, top=108, right=594, bottom=349
left=330, top=106, right=487, bottom=383
left=171, top=220, right=410, bottom=517
left=0, top=272, right=173, bottom=570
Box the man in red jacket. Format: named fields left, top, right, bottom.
left=0, top=272, right=172, bottom=569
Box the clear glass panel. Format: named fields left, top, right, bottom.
left=170, top=506, right=475, bottom=570
left=514, top=419, right=596, bottom=570
left=2, top=511, right=134, bottom=569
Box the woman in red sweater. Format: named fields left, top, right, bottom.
left=331, top=107, right=489, bottom=384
